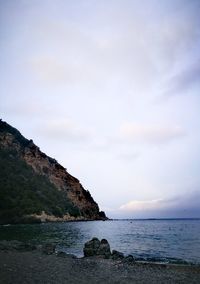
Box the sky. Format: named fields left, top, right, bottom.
left=0, top=0, right=200, bottom=218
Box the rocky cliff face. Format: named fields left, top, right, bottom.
left=0, top=120, right=107, bottom=224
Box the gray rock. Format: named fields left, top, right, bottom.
left=97, top=239, right=111, bottom=258
left=36, top=244, right=43, bottom=251
left=83, top=238, right=111, bottom=258
left=111, top=250, right=124, bottom=260
left=42, top=243, right=56, bottom=255
left=56, top=251, right=67, bottom=258
left=83, top=237, right=101, bottom=257
left=123, top=255, right=135, bottom=263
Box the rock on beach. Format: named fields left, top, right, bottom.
left=83, top=237, right=111, bottom=258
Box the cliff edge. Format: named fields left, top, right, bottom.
left=0, top=120, right=107, bottom=224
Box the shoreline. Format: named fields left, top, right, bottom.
left=0, top=241, right=200, bottom=284
left=0, top=216, right=109, bottom=226
left=0, top=239, right=199, bottom=266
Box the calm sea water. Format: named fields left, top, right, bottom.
left=0, top=219, right=200, bottom=264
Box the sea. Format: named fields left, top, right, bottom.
left=0, top=219, right=200, bottom=264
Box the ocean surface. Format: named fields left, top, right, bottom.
left=0, top=219, right=200, bottom=264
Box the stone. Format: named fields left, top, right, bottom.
left=111, top=250, right=124, bottom=260
left=83, top=237, right=101, bottom=257
left=83, top=238, right=111, bottom=258
left=56, top=251, right=67, bottom=258
left=123, top=255, right=135, bottom=263
left=36, top=244, right=43, bottom=251
left=42, top=243, right=56, bottom=255
left=97, top=239, right=111, bottom=258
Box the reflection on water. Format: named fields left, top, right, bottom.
left=0, top=219, right=200, bottom=263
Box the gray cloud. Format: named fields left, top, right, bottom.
left=163, top=61, right=200, bottom=98
left=118, top=191, right=200, bottom=218
left=27, top=0, right=200, bottom=102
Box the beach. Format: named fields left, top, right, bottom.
left=0, top=249, right=200, bottom=284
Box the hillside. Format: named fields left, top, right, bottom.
left=0, top=120, right=107, bottom=224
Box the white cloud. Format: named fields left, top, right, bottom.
left=120, top=199, right=164, bottom=211
left=119, top=191, right=200, bottom=214
left=162, top=60, right=200, bottom=98
left=119, top=123, right=186, bottom=145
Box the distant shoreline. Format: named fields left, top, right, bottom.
left=111, top=218, right=200, bottom=221
left=1, top=217, right=200, bottom=226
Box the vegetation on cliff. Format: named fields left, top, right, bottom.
left=0, top=120, right=107, bottom=224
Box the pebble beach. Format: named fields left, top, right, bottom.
left=0, top=242, right=200, bottom=284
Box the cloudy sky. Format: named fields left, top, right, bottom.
left=1, top=0, right=200, bottom=218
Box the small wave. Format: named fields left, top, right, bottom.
left=134, top=256, right=193, bottom=265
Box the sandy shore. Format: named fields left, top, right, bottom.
left=0, top=249, right=200, bottom=284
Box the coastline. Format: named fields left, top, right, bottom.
left=0, top=241, right=200, bottom=284
left=0, top=214, right=109, bottom=225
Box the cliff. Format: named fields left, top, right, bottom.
left=0, top=120, right=107, bottom=224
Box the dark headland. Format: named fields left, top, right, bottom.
left=0, top=119, right=107, bottom=224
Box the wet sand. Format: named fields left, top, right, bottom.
left=0, top=250, right=200, bottom=284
